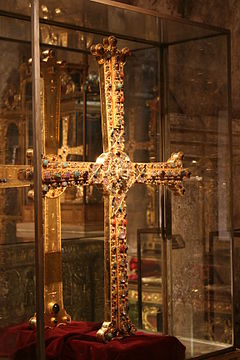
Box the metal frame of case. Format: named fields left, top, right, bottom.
left=0, top=0, right=233, bottom=358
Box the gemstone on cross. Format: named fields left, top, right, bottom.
left=41, top=36, right=190, bottom=342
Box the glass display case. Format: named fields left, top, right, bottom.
left=0, top=0, right=233, bottom=359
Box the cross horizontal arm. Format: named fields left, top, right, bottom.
left=134, top=152, right=190, bottom=195
left=0, top=165, right=33, bottom=188
left=42, top=156, right=102, bottom=198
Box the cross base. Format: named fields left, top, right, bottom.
left=96, top=320, right=136, bottom=342
left=29, top=303, right=71, bottom=328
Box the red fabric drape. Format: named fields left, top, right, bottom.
left=0, top=321, right=185, bottom=360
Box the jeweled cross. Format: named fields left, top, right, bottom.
left=41, top=36, right=190, bottom=341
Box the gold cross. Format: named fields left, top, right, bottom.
left=41, top=36, right=190, bottom=341
left=32, top=49, right=71, bottom=327
left=0, top=49, right=71, bottom=327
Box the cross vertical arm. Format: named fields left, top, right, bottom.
left=90, top=36, right=190, bottom=342
left=91, top=41, right=131, bottom=329
left=91, top=36, right=130, bottom=152
left=90, top=37, right=136, bottom=341
left=96, top=194, right=135, bottom=341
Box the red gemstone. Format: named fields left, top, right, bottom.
left=120, top=96, right=124, bottom=103
left=120, top=245, right=125, bottom=253
left=111, top=218, right=116, bottom=226
left=120, top=71, right=124, bottom=78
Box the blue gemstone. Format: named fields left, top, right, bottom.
left=74, top=171, right=80, bottom=178
left=63, top=162, right=68, bottom=168
left=43, top=159, right=48, bottom=167
left=117, top=83, right=122, bottom=90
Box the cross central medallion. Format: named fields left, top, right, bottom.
left=96, top=149, right=134, bottom=194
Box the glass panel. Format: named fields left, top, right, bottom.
left=0, top=1, right=223, bottom=44
left=168, top=34, right=232, bottom=358
left=39, top=22, right=152, bottom=52
left=40, top=0, right=159, bottom=43
left=133, top=228, right=163, bottom=332
left=161, top=18, right=220, bottom=45
left=0, top=19, right=35, bottom=358
left=0, top=1, right=30, bottom=15
left=0, top=15, right=31, bottom=42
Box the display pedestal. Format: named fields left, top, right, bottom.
left=0, top=321, right=185, bottom=360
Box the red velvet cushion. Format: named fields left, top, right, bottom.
left=0, top=321, right=185, bottom=360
